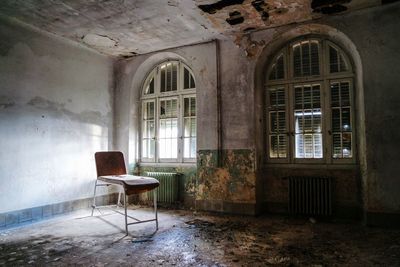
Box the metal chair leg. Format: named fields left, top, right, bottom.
left=91, top=180, right=98, bottom=216
left=154, top=189, right=158, bottom=230
left=124, top=191, right=128, bottom=234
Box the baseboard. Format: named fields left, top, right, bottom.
left=0, top=193, right=119, bottom=230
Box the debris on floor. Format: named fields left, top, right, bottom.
left=0, top=208, right=399, bottom=266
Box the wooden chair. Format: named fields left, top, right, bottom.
left=92, top=151, right=159, bottom=234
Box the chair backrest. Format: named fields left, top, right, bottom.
left=94, top=151, right=127, bottom=177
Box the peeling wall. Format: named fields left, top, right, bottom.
left=0, top=17, right=114, bottom=213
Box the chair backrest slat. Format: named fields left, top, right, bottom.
left=95, top=151, right=127, bottom=177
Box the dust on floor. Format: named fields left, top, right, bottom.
left=0, top=207, right=399, bottom=266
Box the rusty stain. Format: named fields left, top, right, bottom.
left=197, top=149, right=256, bottom=203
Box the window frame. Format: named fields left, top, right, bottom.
left=140, top=60, right=196, bottom=164
left=265, top=37, right=356, bottom=165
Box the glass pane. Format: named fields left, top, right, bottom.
left=145, top=77, right=154, bottom=95
left=166, top=65, right=171, bottom=91
left=333, top=133, right=342, bottom=158
left=339, top=53, right=348, bottom=72
left=270, top=112, right=277, bottom=132
left=172, top=64, right=177, bottom=91
left=312, top=85, right=321, bottom=108
left=294, top=84, right=322, bottom=159
left=313, top=109, right=322, bottom=132
left=329, top=46, right=339, bottom=73
left=161, top=67, right=166, bottom=92
left=184, top=138, right=190, bottom=158
left=160, top=101, right=166, bottom=117
left=191, top=138, right=196, bottom=158
left=341, top=82, right=350, bottom=106
left=278, top=135, right=287, bottom=158
left=184, top=68, right=190, bottom=89
left=332, top=108, right=341, bottom=132
left=184, top=118, right=190, bottom=136
left=293, top=45, right=301, bottom=77
left=331, top=83, right=340, bottom=107
left=270, top=135, right=278, bottom=158
left=311, top=42, right=320, bottom=75
left=295, top=87, right=302, bottom=109
left=159, top=118, right=178, bottom=159
left=145, top=121, right=155, bottom=138
left=184, top=98, right=189, bottom=117
left=276, top=55, right=285, bottom=79
left=190, top=75, right=195, bottom=88
left=342, top=108, right=351, bottom=131
left=190, top=98, right=196, bottom=116
left=303, top=86, right=312, bottom=109
left=313, top=134, right=323, bottom=158
left=191, top=118, right=196, bottom=136
left=145, top=102, right=154, bottom=120
left=302, top=43, right=310, bottom=76
left=342, top=133, right=352, bottom=158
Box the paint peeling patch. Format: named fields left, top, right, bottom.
left=311, top=0, right=351, bottom=14
left=198, top=0, right=244, bottom=14
left=226, top=11, right=244, bottom=25
left=251, top=0, right=269, bottom=21
left=82, top=33, right=117, bottom=48
left=0, top=96, right=15, bottom=109
left=197, top=149, right=256, bottom=203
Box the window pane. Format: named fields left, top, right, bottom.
left=161, top=67, right=166, bottom=92
left=269, top=54, right=285, bottom=80
left=310, top=41, right=320, bottom=75
left=190, top=98, right=196, bottom=116
left=292, top=40, right=320, bottom=77
left=294, top=84, right=323, bottom=159
left=159, top=118, right=178, bottom=159
left=329, top=46, right=339, bottom=73
left=184, top=98, right=189, bottom=117
left=302, top=42, right=310, bottom=76
left=142, top=101, right=155, bottom=159
left=184, top=68, right=190, bottom=89
left=331, top=81, right=353, bottom=159
left=293, top=45, right=301, bottom=77
left=330, top=44, right=349, bottom=73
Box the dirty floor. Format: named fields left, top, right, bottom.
left=0, top=207, right=399, bottom=266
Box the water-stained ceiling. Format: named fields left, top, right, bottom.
left=0, top=0, right=384, bottom=57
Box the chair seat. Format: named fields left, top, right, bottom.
left=98, top=175, right=160, bottom=194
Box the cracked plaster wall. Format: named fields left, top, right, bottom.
left=0, top=17, right=114, bottom=213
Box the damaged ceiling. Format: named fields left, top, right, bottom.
left=0, top=0, right=384, bottom=57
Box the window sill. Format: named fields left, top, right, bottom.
left=139, top=162, right=197, bottom=168
left=263, top=162, right=359, bottom=170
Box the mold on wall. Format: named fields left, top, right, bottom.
left=196, top=149, right=257, bottom=213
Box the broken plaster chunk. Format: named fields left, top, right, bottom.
left=82, top=33, right=117, bottom=48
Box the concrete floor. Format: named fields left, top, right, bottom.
left=0, top=206, right=399, bottom=266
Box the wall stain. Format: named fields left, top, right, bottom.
left=197, top=149, right=256, bottom=203
left=27, top=96, right=109, bottom=126
left=0, top=95, right=15, bottom=109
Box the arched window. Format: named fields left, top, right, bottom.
left=266, top=38, right=355, bottom=164
left=141, top=60, right=196, bottom=163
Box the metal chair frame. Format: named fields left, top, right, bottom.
left=91, top=152, right=158, bottom=234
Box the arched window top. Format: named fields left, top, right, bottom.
left=141, top=59, right=197, bottom=163
left=267, top=38, right=352, bottom=82
left=264, top=37, right=355, bottom=164
left=142, top=60, right=196, bottom=97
